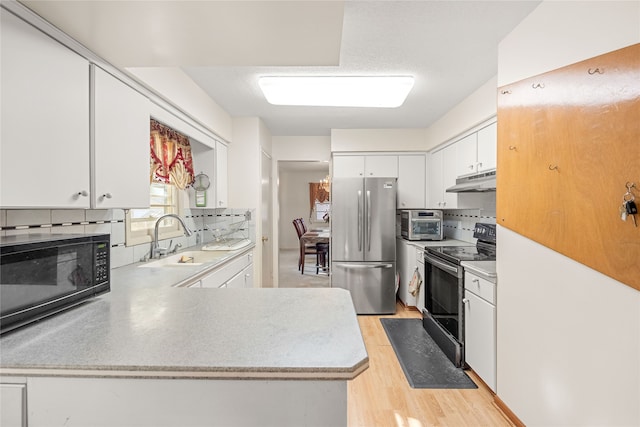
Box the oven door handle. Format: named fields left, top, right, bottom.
left=424, top=253, right=458, bottom=275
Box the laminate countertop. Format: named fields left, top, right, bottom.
left=0, top=247, right=368, bottom=381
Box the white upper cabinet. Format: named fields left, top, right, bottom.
left=92, top=66, right=150, bottom=209
left=455, top=121, right=497, bottom=176
left=365, top=155, right=398, bottom=177
left=456, top=133, right=478, bottom=177
left=397, top=154, right=426, bottom=209
left=332, top=156, right=365, bottom=177
left=1, top=10, right=90, bottom=208
left=333, top=155, right=398, bottom=178
left=427, top=144, right=458, bottom=209
left=215, top=141, right=228, bottom=208
left=476, top=122, right=497, bottom=172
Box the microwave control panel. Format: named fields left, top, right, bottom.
left=95, top=242, right=110, bottom=283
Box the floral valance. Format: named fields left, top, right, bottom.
left=309, top=182, right=330, bottom=214
left=150, top=119, right=195, bottom=190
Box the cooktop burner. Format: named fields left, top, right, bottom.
left=424, top=222, right=497, bottom=264
left=426, top=244, right=496, bottom=264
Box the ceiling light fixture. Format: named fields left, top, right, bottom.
left=258, top=76, right=414, bottom=108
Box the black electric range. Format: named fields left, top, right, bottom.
left=421, top=222, right=496, bottom=368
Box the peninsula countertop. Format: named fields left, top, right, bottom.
left=0, top=250, right=368, bottom=381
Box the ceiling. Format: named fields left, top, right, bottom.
left=21, top=1, right=541, bottom=137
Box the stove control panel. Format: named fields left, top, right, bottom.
left=473, top=223, right=496, bottom=243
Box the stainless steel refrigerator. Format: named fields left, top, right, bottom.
left=330, top=177, right=397, bottom=314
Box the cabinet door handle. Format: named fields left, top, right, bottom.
left=100, top=193, right=112, bottom=200
left=462, top=298, right=469, bottom=304
left=75, top=190, right=88, bottom=198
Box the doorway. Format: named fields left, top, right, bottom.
left=277, top=160, right=330, bottom=287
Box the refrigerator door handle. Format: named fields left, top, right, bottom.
left=357, top=190, right=363, bottom=251
left=366, top=190, right=371, bottom=252
left=333, top=262, right=394, bottom=269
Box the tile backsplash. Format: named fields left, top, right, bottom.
left=0, top=208, right=256, bottom=269
left=442, top=208, right=496, bottom=242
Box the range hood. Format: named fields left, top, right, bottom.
left=446, top=170, right=496, bottom=193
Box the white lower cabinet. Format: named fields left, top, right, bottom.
left=200, top=251, right=253, bottom=288
left=463, top=271, right=496, bottom=392
left=396, top=239, right=424, bottom=308
left=0, top=382, right=27, bottom=427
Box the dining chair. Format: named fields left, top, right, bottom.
left=315, top=242, right=329, bottom=274
left=293, top=219, right=317, bottom=274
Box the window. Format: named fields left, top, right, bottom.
left=314, top=202, right=331, bottom=222
left=125, top=183, right=185, bottom=246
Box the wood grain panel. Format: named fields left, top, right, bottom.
left=497, top=43, right=640, bottom=291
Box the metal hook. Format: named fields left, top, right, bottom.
left=532, top=82, right=545, bottom=89
left=626, top=182, right=636, bottom=191
left=501, top=89, right=512, bottom=95
left=508, top=146, right=517, bottom=151
left=588, top=68, right=604, bottom=75
left=548, top=164, right=558, bottom=171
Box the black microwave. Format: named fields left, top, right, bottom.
left=0, top=233, right=110, bottom=334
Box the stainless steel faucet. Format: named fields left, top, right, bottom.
left=151, top=214, right=193, bottom=259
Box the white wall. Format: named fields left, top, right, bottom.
left=229, top=117, right=272, bottom=287
left=496, top=2, right=640, bottom=426
left=330, top=129, right=427, bottom=152
left=272, top=136, right=332, bottom=162
left=127, top=67, right=233, bottom=142
left=424, top=76, right=498, bottom=151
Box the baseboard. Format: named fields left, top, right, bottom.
left=494, top=395, right=526, bottom=427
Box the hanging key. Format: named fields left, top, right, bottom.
left=625, top=200, right=638, bottom=227
left=620, top=204, right=628, bottom=221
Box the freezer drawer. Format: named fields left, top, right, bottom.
left=331, top=262, right=396, bottom=314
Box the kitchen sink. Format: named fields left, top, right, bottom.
left=139, top=250, right=227, bottom=268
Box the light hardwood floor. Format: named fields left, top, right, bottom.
left=278, top=249, right=513, bottom=426
left=348, top=302, right=514, bottom=427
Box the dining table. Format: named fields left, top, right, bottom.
left=300, top=228, right=330, bottom=274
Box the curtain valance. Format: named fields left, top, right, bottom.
left=309, top=183, right=330, bottom=215
left=150, top=119, right=195, bottom=190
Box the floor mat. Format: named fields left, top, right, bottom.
left=380, top=318, right=477, bottom=389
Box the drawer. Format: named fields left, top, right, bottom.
left=464, top=271, right=496, bottom=305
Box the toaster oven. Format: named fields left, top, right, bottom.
left=400, top=210, right=443, bottom=241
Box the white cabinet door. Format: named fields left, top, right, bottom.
left=92, top=66, right=150, bottom=209
left=476, top=122, right=497, bottom=172
left=243, top=264, right=254, bottom=288
left=456, top=133, right=478, bottom=177
left=397, top=155, right=426, bottom=208
left=332, top=156, right=365, bottom=178
left=441, top=144, right=458, bottom=208
left=415, top=248, right=425, bottom=312
left=464, top=290, right=496, bottom=392
left=1, top=10, right=90, bottom=208
left=332, top=155, right=398, bottom=178
left=365, top=155, right=398, bottom=177
left=215, top=141, right=228, bottom=208
left=427, top=150, right=443, bottom=208
left=396, top=239, right=410, bottom=305
left=427, top=146, right=457, bottom=209
left=0, top=383, right=26, bottom=427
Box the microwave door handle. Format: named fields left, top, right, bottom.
left=357, top=190, right=363, bottom=251
left=366, top=190, right=371, bottom=252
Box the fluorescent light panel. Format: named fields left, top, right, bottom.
left=258, top=76, right=414, bottom=108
